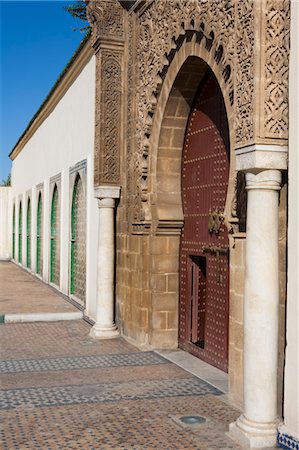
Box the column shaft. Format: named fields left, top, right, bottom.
left=90, top=197, right=119, bottom=339
left=230, top=169, right=282, bottom=448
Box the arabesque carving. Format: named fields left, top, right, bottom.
left=87, top=0, right=124, bottom=46
left=87, top=0, right=124, bottom=187
left=98, top=51, right=122, bottom=185
left=263, top=0, right=290, bottom=139
left=132, top=0, right=236, bottom=226
left=234, top=0, right=254, bottom=145
left=87, top=0, right=290, bottom=229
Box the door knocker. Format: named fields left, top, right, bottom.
left=208, top=209, right=225, bottom=234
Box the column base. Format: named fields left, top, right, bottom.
left=228, top=414, right=279, bottom=449
left=89, top=324, right=119, bottom=339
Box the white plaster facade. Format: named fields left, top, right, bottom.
left=10, top=47, right=98, bottom=320
left=0, top=187, right=12, bottom=260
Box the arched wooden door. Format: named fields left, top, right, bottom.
left=70, top=174, right=86, bottom=305
left=179, top=69, right=230, bottom=372
left=36, top=193, right=43, bottom=276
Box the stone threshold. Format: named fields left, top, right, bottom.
left=156, top=348, right=228, bottom=394
left=2, top=311, right=83, bottom=323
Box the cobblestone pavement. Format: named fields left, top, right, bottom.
left=0, top=320, right=245, bottom=449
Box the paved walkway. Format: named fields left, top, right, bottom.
left=0, top=262, right=278, bottom=449
left=0, top=320, right=244, bottom=449
left=0, top=262, right=82, bottom=322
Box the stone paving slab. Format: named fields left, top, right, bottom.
left=0, top=320, right=241, bottom=449
left=0, top=321, right=136, bottom=359
left=0, top=320, right=277, bottom=449
left=0, top=363, right=192, bottom=390
left=0, top=261, right=79, bottom=317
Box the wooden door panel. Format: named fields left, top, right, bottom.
left=179, top=70, right=230, bottom=372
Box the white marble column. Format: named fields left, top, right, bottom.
left=90, top=191, right=119, bottom=339
left=230, top=169, right=282, bottom=448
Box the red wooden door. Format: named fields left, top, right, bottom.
left=179, top=69, right=230, bottom=372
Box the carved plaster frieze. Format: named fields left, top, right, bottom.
left=87, top=0, right=124, bottom=46
left=126, top=0, right=289, bottom=229
left=262, top=0, right=290, bottom=140
left=87, top=1, right=125, bottom=187
left=130, top=0, right=236, bottom=228
left=94, top=50, right=122, bottom=186
left=87, top=0, right=290, bottom=230
left=234, top=0, right=254, bottom=146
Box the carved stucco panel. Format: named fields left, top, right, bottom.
left=263, top=0, right=290, bottom=140
left=131, top=0, right=236, bottom=226
left=86, top=0, right=290, bottom=227
left=94, top=50, right=123, bottom=186
left=234, top=0, right=254, bottom=146
left=87, top=0, right=124, bottom=44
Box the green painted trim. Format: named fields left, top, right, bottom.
left=26, top=198, right=31, bottom=268
left=12, top=206, right=15, bottom=259
left=70, top=176, right=79, bottom=295
left=18, top=202, right=22, bottom=263
left=50, top=186, right=58, bottom=283
left=0, top=315, right=5, bottom=324
left=36, top=193, right=42, bottom=275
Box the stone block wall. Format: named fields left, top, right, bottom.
left=149, top=236, right=180, bottom=348
left=228, top=234, right=246, bottom=406
left=116, top=229, right=151, bottom=347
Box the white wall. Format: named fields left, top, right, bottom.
left=281, top=0, right=299, bottom=442
left=11, top=55, right=98, bottom=319
left=0, top=187, right=12, bottom=260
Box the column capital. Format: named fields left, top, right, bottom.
left=245, top=169, right=282, bottom=191
left=235, top=144, right=288, bottom=172
left=94, top=185, right=121, bottom=200
left=97, top=197, right=115, bottom=208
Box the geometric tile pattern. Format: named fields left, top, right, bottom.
left=278, top=431, right=299, bottom=450
left=36, top=192, right=43, bottom=276
left=0, top=351, right=168, bottom=373
left=0, top=396, right=243, bottom=450
left=18, top=201, right=22, bottom=263
left=71, top=174, right=86, bottom=304
left=0, top=377, right=222, bottom=410
left=0, top=320, right=246, bottom=449
left=26, top=198, right=31, bottom=268
left=50, top=184, right=60, bottom=286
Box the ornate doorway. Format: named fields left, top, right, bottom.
left=179, top=69, right=230, bottom=372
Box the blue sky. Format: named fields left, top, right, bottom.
left=0, top=0, right=88, bottom=182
